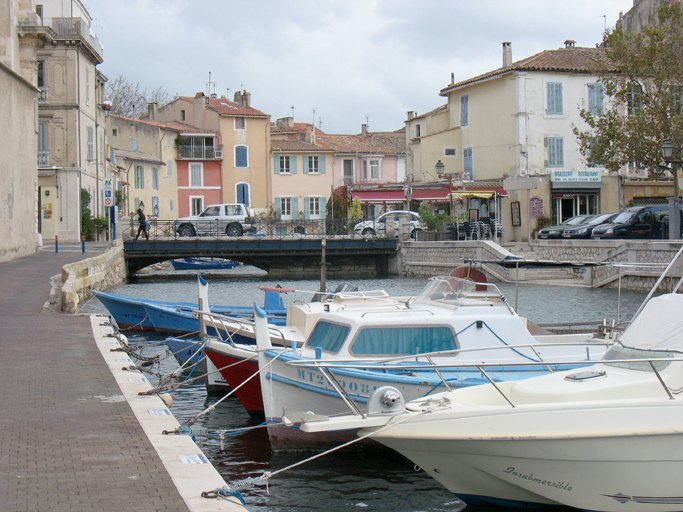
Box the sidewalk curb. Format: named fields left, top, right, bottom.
left=89, top=314, right=246, bottom=512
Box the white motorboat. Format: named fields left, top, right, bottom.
left=253, top=276, right=609, bottom=449
left=298, top=289, right=683, bottom=510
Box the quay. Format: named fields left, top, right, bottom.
left=0, top=242, right=243, bottom=512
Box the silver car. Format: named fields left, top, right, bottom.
left=354, top=211, right=425, bottom=238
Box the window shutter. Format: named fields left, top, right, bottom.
left=274, top=155, right=280, bottom=174
left=291, top=156, right=297, bottom=174
left=321, top=197, right=327, bottom=219
left=547, top=83, right=563, bottom=115
left=275, top=197, right=281, bottom=216
left=292, top=197, right=299, bottom=219
left=167, top=159, right=172, bottom=178
left=303, top=156, right=309, bottom=174
left=235, top=146, right=248, bottom=167
left=319, top=156, right=326, bottom=174
left=304, top=198, right=310, bottom=219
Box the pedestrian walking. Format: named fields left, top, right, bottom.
left=134, top=208, right=149, bottom=240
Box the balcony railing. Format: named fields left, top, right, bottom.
left=37, top=86, right=49, bottom=103
left=177, top=146, right=221, bottom=160
left=342, top=176, right=354, bottom=186
left=38, top=151, right=50, bottom=167
left=41, top=17, right=103, bottom=61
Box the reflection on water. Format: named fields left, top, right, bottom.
left=80, top=268, right=647, bottom=512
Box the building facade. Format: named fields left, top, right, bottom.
left=0, top=0, right=44, bottom=260
left=406, top=41, right=623, bottom=241
left=32, top=0, right=106, bottom=242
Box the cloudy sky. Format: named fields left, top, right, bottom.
left=82, top=0, right=629, bottom=134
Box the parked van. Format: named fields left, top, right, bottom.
left=590, top=204, right=682, bottom=239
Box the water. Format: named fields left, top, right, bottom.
left=79, top=266, right=648, bottom=512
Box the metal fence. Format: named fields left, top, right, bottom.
left=122, top=217, right=380, bottom=240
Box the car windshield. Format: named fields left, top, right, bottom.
left=612, top=210, right=637, bottom=224
left=587, top=213, right=615, bottom=225
left=564, top=215, right=592, bottom=226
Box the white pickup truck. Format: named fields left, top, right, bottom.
left=175, top=203, right=254, bottom=237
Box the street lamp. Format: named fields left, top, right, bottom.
left=139, top=201, right=145, bottom=212
left=661, top=140, right=681, bottom=239
left=435, top=160, right=453, bottom=224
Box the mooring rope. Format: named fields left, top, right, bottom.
left=201, top=408, right=432, bottom=503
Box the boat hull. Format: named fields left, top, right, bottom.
left=204, top=342, right=263, bottom=416
left=377, top=429, right=683, bottom=511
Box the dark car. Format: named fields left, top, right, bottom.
left=561, top=213, right=617, bottom=239
left=537, top=214, right=596, bottom=239
left=590, top=205, right=682, bottom=239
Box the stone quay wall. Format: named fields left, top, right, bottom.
left=61, top=241, right=127, bottom=312
left=399, top=240, right=683, bottom=291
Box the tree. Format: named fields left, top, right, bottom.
left=105, top=74, right=170, bottom=118
left=574, top=3, right=683, bottom=177
left=326, top=186, right=351, bottom=219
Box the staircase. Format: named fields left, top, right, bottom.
left=503, top=244, right=583, bottom=283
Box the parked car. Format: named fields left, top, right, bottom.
left=590, top=204, right=682, bottom=239
left=561, top=213, right=617, bottom=239
left=353, top=211, right=425, bottom=239
left=536, top=214, right=596, bottom=239
left=175, top=203, right=254, bottom=237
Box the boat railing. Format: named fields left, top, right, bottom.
left=194, top=309, right=291, bottom=347
left=294, top=352, right=683, bottom=418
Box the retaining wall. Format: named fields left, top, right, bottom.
left=61, top=240, right=127, bottom=312
left=399, top=239, right=683, bottom=290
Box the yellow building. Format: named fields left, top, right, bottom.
left=406, top=41, right=622, bottom=241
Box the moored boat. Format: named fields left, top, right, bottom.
left=170, top=257, right=239, bottom=270
left=250, top=276, right=609, bottom=449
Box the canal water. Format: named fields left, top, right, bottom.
left=79, top=266, right=649, bottom=512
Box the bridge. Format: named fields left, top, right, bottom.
left=121, top=218, right=402, bottom=277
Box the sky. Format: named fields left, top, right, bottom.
left=82, top=0, right=630, bottom=135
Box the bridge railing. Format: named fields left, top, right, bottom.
left=123, top=218, right=387, bottom=240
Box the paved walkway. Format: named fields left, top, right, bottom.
left=0, top=242, right=192, bottom=511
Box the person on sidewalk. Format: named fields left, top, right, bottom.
left=134, top=208, right=149, bottom=240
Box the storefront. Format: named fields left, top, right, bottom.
left=550, top=170, right=603, bottom=223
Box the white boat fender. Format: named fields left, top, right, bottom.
left=159, top=393, right=173, bottom=407
left=368, top=386, right=406, bottom=416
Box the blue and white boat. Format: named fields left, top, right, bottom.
left=250, top=276, right=612, bottom=449
left=170, top=258, right=239, bottom=270
left=93, top=277, right=286, bottom=333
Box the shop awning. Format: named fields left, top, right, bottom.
left=450, top=186, right=508, bottom=199
left=352, top=190, right=405, bottom=204
left=412, top=188, right=451, bottom=202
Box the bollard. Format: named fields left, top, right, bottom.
left=55, top=235, right=59, bottom=253
left=81, top=235, right=85, bottom=253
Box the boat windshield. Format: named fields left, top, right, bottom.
left=413, top=276, right=476, bottom=307
left=351, top=326, right=457, bottom=356
left=601, top=344, right=673, bottom=371
left=306, top=321, right=351, bottom=353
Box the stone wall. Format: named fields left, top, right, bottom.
left=399, top=240, right=683, bottom=291
left=60, top=240, right=127, bottom=312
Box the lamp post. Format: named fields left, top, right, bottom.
left=661, top=140, right=681, bottom=240
left=139, top=200, right=145, bottom=212
left=435, top=160, right=453, bottom=223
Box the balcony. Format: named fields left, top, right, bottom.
left=38, top=151, right=50, bottom=167
left=42, top=17, right=104, bottom=62
left=177, top=146, right=222, bottom=160
left=37, top=86, right=49, bottom=103
left=343, top=176, right=354, bottom=186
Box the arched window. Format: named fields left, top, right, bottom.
left=235, top=145, right=248, bottom=167
left=237, top=183, right=250, bottom=206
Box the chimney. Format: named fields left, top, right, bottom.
left=234, top=91, right=242, bottom=104
left=243, top=90, right=251, bottom=107
left=407, top=111, right=415, bottom=120
left=451, top=72, right=454, bottom=85
left=502, top=42, right=512, bottom=68
left=147, top=102, right=158, bottom=121
left=564, top=39, right=576, bottom=48
left=361, top=124, right=368, bottom=137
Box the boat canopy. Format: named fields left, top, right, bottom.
left=619, top=294, right=683, bottom=353
left=463, top=256, right=604, bottom=268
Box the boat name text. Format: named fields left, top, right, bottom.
left=503, top=467, right=573, bottom=491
